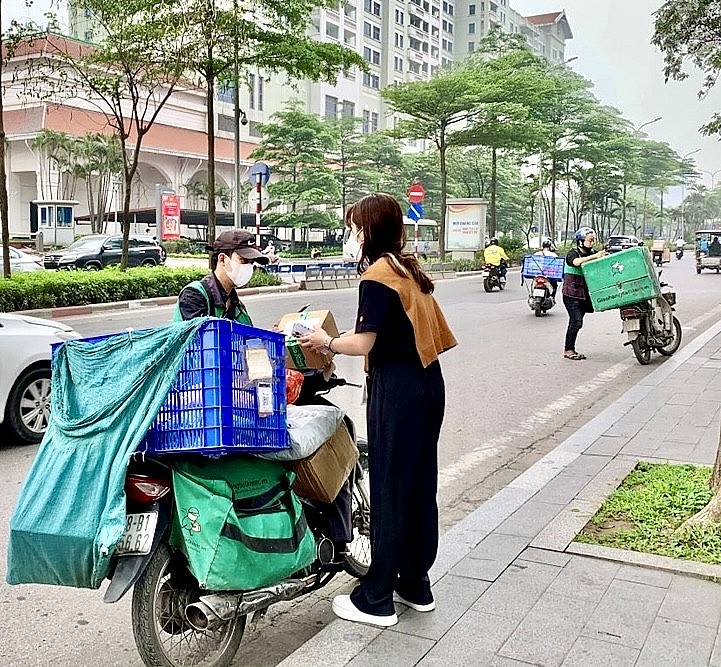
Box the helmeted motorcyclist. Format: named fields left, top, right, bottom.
left=562, top=227, right=605, bottom=360
left=534, top=238, right=559, bottom=298
left=483, top=237, right=509, bottom=281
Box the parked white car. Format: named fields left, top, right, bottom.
left=0, top=313, right=80, bottom=444
left=1, top=246, right=44, bottom=272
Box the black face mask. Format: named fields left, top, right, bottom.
left=578, top=241, right=594, bottom=256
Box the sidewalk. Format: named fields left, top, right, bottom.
left=280, top=318, right=721, bottom=667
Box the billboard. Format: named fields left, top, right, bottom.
left=445, top=198, right=487, bottom=251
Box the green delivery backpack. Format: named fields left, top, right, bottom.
left=168, top=456, right=316, bottom=591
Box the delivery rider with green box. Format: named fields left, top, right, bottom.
left=562, top=227, right=606, bottom=361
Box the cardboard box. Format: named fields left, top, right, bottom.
left=292, top=422, right=358, bottom=503
left=277, top=309, right=339, bottom=371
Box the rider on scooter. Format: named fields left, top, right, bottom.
left=534, top=238, right=559, bottom=298
left=483, top=237, right=509, bottom=282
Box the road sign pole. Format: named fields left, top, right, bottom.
left=255, top=173, right=262, bottom=246
left=414, top=219, right=419, bottom=257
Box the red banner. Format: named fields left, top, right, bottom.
left=160, top=193, right=180, bottom=240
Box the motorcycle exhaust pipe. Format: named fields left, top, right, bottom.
left=185, top=578, right=315, bottom=631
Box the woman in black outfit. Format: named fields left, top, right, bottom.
left=301, top=193, right=457, bottom=627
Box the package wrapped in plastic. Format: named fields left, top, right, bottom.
left=256, top=404, right=345, bottom=461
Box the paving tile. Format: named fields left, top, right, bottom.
left=488, top=657, right=541, bottom=666
left=531, top=474, right=593, bottom=506
left=519, top=547, right=571, bottom=568
left=389, top=574, right=489, bottom=641
left=581, top=578, right=665, bottom=648
left=472, top=559, right=562, bottom=622
left=666, top=392, right=702, bottom=406
left=416, top=610, right=519, bottom=666
left=544, top=555, right=619, bottom=602
left=664, top=425, right=707, bottom=445
left=652, top=441, right=695, bottom=461
left=621, top=433, right=660, bottom=457
left=530, top=500, right=596, bottom=552
left=347, top=631, right=435, bottom=667
left=711, top=630, right=721, bottom=667
left=584, top=436, right=629, bottom=457
left=497, top=592, right=598, bottom=666
left=658, top=575, right=721, bottom=628
left=602, top=421, right=645, bottom=438
left=496, top=501, right=565, bottom=539
left=561, top=455, right=611, bottom=479
left=449, top=533, right=530, bottom=582
left=635, top=617, right=715, bottom=667
left=614, top=564, right=673, bottom=589
left=561, top=636, right=639, bottom=666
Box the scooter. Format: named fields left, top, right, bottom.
left=482, top=263, right=506, bottom=292
left=105, top=372, right=371, bottom=667
left=618, top=279, right=682, bottom=365
left=676, top=247, right=684, bottom=260
left=527, top=275, right=556, bottom=317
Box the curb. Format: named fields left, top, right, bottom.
left=16, top=283, right=301, bottom=319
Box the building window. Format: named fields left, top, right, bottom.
left=394, top=56, right=404, bottom=72
left=468, top=41, right=475, bottom=51
left=248, top=121, right=262, bottom=138
left=217, top=83, right=235, bottom=103
left=248, top=73, right=255, bottom=109
left=363, top=46, right=380, bottom=64
left=394, top=32, right=404, bottom=47
left=325, top=95, right=338, bottom=119
left=258, top=76, right=264, bottom=111
left=395, top=8, right=404, bottom=24
left=442, top=1, right=454, bottom=15
left=84, top=7, right=92, bottom=17
left=84, top=30, right=94, bottom=42
left=469, top=3, right=476, bottom=14
left=468, top=22, right=475, bottom=33
left=363, top=21, right=381, bottom=40
left=342, top=100, right=355, bottom=117
left=362, top=72, right=380, bottom=89
left=371, top=112, right=379, bottom=132
left=362, top=110, right=371, bottom=134
left=326, top=22, right=339, bottom=39
left=364, top=0, right=381, bottom=15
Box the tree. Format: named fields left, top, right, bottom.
left=179, top=0, right=364, bottom=249
left=352, top=132, right=405, bottom=201
left=26, top=0, right=193, bottom=269
left=251, top=100, right=339, bottom=248
left=653, top=1, right=721, bottom=136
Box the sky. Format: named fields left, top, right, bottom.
left=4, top=0, right=720, bottom=202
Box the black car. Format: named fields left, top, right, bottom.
left=44, top=235, right=166, bottom=269
left=604, top=235, right=644, bottom=253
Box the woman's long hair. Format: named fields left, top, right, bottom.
left=349, top=193, right=434, bottom=294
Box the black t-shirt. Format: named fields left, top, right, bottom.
left=355, top=280, right=420, bottom=367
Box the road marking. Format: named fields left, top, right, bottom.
left=437, top=359, right=633, bottom=491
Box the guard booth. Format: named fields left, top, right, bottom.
left=30, top=200, right=78, bottom=247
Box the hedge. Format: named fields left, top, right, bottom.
left=0, top=266, right=281, bottom=312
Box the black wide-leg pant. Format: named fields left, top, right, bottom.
left=351, top=359, right=445, bottom=616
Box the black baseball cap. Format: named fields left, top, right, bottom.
left=210, top=230, right=268, bottom=264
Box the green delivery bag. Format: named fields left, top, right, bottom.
left=168, top=456, right=316, bottom=591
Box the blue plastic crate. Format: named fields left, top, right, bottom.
left=521, top=254, right=565, bottom=280
left=144, top=319, right=288, bottom=455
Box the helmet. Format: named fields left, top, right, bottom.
left=574, top=227, right=595, bottom=242
left=542, top=238, right=554, bottom=249
left=490, top=237, right=499, bottom=245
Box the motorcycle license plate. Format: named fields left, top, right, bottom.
left=533, top=289, right=546, bottom=297
left=623, top=319, right=641, bottom=333
left=116, top=512, right=157, bottom=555
left=481, top=271, right=489, bottom=277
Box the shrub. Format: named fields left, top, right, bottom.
left=0, top=266, right=281, bottom=312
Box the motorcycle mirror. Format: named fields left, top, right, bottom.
left=297, top=304, right=311, bottom=314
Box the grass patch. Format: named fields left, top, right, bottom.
left=575, top=461, right=721, bottom=565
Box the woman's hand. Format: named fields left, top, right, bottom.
left=299, top=327, right=331, bottom=354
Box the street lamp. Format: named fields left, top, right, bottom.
left=633, top=116, right=662, bottom=137
left=680, top=149, right=701, bottom=238
left=563, top=56, right=578, bottom=65
left=699, top=168, right=721, bottom=190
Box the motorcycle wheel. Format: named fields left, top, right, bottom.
left=498, top=279, right=505, bottom=291
left=534, top=302, right=543, bottom=317
left=132, top=544, right=245, bottom=667
left=344, top=452, right=372, bottom=579
left=631, top=338, right=652, bottom=365
left=483, top=278, right=492, bottom=293
left=657, top=316, right=682, bottom=357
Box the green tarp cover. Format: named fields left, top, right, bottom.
left=6, top=318, right=205, bottom=589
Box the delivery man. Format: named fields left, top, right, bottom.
left=483, top=237, right=509, bottom=281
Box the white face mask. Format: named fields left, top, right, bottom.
left=346, top=231, right=363, bottom=261
left=227, top=259, right=254, bottom=287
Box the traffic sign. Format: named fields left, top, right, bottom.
left=248, top=161, right=271, bottom=186
left=408, top=183, right=425, bottom=204
left=407, top=203, right=424, bottom=221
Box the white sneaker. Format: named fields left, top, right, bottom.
left=393, top=592, right=436, bottom=612
left=332, top=594, right=398, bottom=627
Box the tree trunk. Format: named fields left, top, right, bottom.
left=489, top=147, right=497, bottom=237
left=206, top=65, right=217, bottom=265
left=0, top=31, right=10, bottom=279
left=438, top=137, right=447, bottom=259
left=679, top=423, right=721, bottom=529
left=550, top=157, right=557, bottom=242
left=621, top=180, right=627, bottom=235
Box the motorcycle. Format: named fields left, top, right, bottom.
left=482, top=263, right=506, bottom=292
left=104, top=371, right=371, bottom=667
left=676, top=247, right=684, bottom=260
left=619, top=279, right=682, bottom=365
left=527, top=275, right=556, bottom=317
